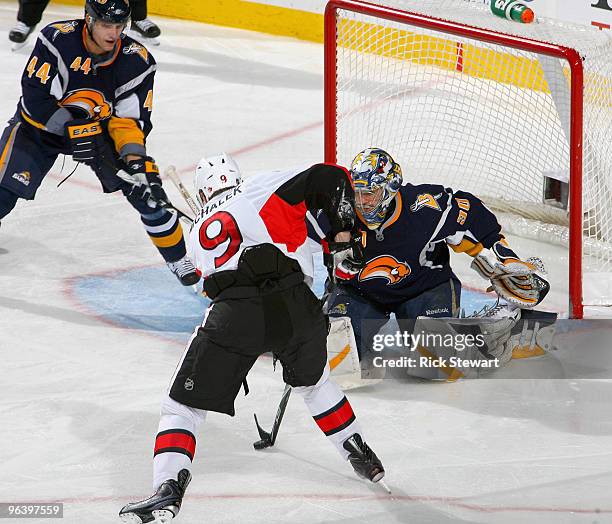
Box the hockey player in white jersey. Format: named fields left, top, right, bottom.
left=119, top=154, right=385, bottom=523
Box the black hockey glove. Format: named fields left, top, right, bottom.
left=328, top=230, right=366, bottom=281
left=122, top=157, right=170, bottom=208
left=65, top=119, right=104, bottom=165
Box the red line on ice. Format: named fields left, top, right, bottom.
left=34, top=492, right=612, bottom=515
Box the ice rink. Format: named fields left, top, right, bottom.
left=1, top=3, right=612, bottom=523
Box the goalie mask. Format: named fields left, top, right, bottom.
left=349, top=148, right=403, bottom=229
left=194, top=153, right=242, bottom=205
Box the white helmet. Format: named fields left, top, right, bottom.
left=194, top=153, right=242, bottom=205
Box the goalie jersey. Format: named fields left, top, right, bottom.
left=187, top=163, right=354, bottom=285
left=17, top=19, right=155, bottom=159
left=330, top=183, right=505, bottom=307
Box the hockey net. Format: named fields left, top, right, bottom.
left=324, top=0, right=612, bottom=317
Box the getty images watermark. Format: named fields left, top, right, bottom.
left=370, top=330, right=501, bottom=370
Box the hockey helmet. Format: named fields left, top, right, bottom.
left=194, top=153, right=243, bottom=205
left=349, top=148, right=402, bottom=229
left=85, top=0, right=131, bottom=26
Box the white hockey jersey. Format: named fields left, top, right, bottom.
left=187, top=163, right=354, bottom=284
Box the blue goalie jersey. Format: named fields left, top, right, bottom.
left=331, top=183, right=504, bottom=307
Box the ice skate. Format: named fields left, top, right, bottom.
left=9, top=21, right=35, bottom=51
left=119, top=469, right=191, bottom=523
left=167, top=255, right=200, bottom=286
left=128, top=19, right=161, bottom=46
left=343, top=433, right=385, bottom=483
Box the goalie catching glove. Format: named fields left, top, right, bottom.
left=471, top=239, right=550, bottom=308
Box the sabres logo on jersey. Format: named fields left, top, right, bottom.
left=359, top=255, right=411, bottom=285
left=51, top=21, right=78, bottom=39
left=410, top=193, right=442, bottom=212
left=12, top=171, right=31, bottom=186
left=123, top=42, right=149, bottom=64
left=60, top=89, right=113, bottom=120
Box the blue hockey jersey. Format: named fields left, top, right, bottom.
left=18, top=19, right=156, bottom=158
left=337, top=183, right=504, bottom=306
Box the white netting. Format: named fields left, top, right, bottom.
left=331, top=0, right=612, bottom=304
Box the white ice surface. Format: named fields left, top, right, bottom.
left=1, top=3, right=612, bottom=524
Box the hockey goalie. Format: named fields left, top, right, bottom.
left=323, top=147, right=558, bottom=386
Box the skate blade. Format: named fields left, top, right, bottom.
left=370, top=470, right=391, bottom=493
left=119, top=513, right=143, bottom=523
left=377, top=479, right=392, bottom=494
left=151, top=509, right=175, bottom=523
left=11, top=40, right=30, bottom=52
left=119, top=509, right=174, bottom=523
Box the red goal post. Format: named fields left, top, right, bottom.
left=324, top=0, right=591, bottom=317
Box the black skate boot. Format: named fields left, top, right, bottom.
left=9, top=21, right=35, bottom=44
left=167, top=255, right=200, bottom=286
left=131, top=18, right=161, bottom=39
left=343, top=433, right=385, bottom=483
left=119, top=469, right=191, bottom=523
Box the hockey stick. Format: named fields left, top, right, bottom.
left=114, top=168, right=194, bottom=224
left=253, top=383, right=291, bottom=450
left=253, top=331, right=347, bottom=451
left=164, top=165, right=201, bottom=216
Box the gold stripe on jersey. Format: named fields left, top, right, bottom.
left=108, top=117, right=145, bottom=155
left=449, top=238, right=484, bottom=257
left=0, top=122, right=21, bottom=176
left=20, top=110, right=47, bottom=131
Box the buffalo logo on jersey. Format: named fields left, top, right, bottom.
left=359, top=255, right=411, bottom=285
left=60, top=89, right=113, bottom=120
left=329, top=303, right=348, bottom=316
left=11, top=171, right=31, bottom=186
left=410, top=193, right=442, bottom=212
left=51, top=21, right=78, bottom=39
left=123, top=42, right=149, bottom=63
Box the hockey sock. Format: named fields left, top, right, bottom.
left=293, top=366, right=363, bottom=460
left=153, top=395, right=207, bottom=489
left=140, top=208, right=187, bottom=263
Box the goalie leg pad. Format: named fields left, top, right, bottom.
left=327, top=317, right=382, bottom=389
left=411, top=306, right=522, bottom=379
left=509, top=309, right=557, bottom=359
left=325, top=284, right=390, bottom=360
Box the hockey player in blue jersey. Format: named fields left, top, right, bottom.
left=0, top=0, right=198, bottom=286
left=325, top=148, right=552, bottom=369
